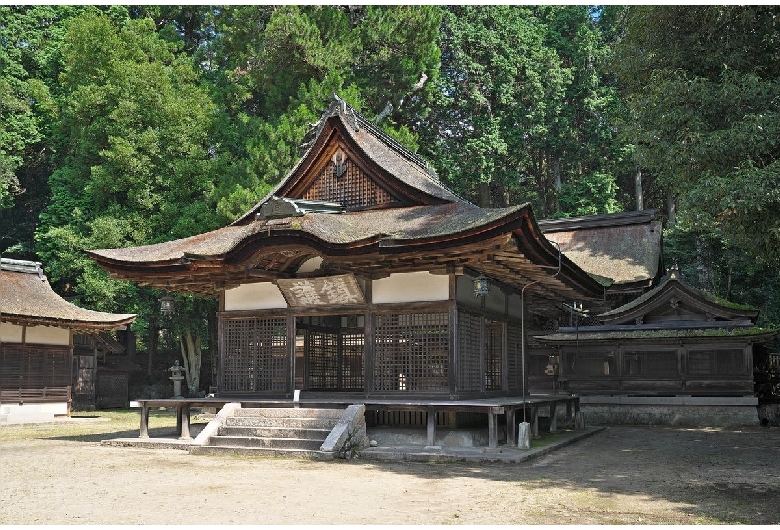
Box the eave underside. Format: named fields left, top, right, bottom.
left=98, top=233, right=603, bottom=308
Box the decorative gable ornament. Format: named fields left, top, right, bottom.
left=256, top=196, right=345, bottom=221
left=332, top=149, right=348, bottom=178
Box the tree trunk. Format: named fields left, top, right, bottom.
left=492, top=180, right=510, bottom=207
left=180, top=330, right=202, bottom=395
left=635, top=167, right=644, bottom=211
left=477, top=181, right=491, bottom=207
left=666, top=188, right=676, bottom=227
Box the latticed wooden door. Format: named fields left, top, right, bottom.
left=374, top=312, right=449, bottom=393
left=305, top=329, right=364, bottom=391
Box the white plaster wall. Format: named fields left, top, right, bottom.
left=0, top=402, right=68, bottom=424
left=224, top=282, right=288, bottom=311
left=0, top=322, right=24, bottom=343
left=297, top=256, right=323, bottom=274
left=372, top=272, right=449, bottom=304
left=25, top=325, right=70, bottom=346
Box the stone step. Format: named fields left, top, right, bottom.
left=224, top=416, right=338, bottom=429
left=189, top=444, right=335, bottom=460
left=218, top=425, right=332, bottom=440
left=208, top=435, right=324, bottom=451
left=235, top=407, right=344, bottom=419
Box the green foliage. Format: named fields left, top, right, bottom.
left=1, top=5, right=778, bottom=351
left=420, top=6, right=631, bottom=214
left=557, top=172, right=622, bottom=217
left=36, top=13, right=218, bottom=308
left=204, top=6, right=442, bottom=219
left=664, top=213, right=780, bottom=328
left=615, top=6, right=780, bottom=262
left=0, top=6, right=104, bottom=257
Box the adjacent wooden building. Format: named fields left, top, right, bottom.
left=0, top=258, right=135, bottom=422
left=535, top=267, right=775, bottom=425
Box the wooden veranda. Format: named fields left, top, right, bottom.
left=134, top=394, right=580, bottom=450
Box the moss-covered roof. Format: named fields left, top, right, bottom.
left=0, top=259, right=136, bottom=331
left=598, top=269, right=758, bottom=320
left=537, top=326, right=776, bottom=342
left=90, top=202, right=529, bottom=263
left=540, top=211, right=662, bottom=287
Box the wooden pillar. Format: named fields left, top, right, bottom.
left=364, top=279, right=374, bottom=396
left=287, top=313, right=296, bottom=396
left=139, top=404, right=149, bottom=438
left=506, top=407, right=516, bottom=446
left=549, top=402, right=557, bottom=433
left=488, top=407, right=499, bottom=449
left=179, top=403, right=191, bottom=440
left=449, top=272, right=459, bottom=399
left=426, top=406, right=436, bottom=446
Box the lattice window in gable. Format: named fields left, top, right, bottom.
left=302, top=157, right=395, bottom=210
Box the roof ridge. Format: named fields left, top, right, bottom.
left=0, top=258, right=44, bottom=277
left=538, top=209, right=658, bottom=233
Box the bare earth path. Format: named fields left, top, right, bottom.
left=1, top=421, right=779, bottom=525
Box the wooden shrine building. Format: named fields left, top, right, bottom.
left=87, top=96, right=769, bottom=429
left=88, top=96, right=607, bottom=404
left=535, top=267, right=775, bottom=425
left=0, top=258, right=135, bottom=423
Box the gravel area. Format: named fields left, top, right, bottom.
left=1, top=422, right=778, bottom=525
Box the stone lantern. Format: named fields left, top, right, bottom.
left=168, top=360, right=185, bottom=398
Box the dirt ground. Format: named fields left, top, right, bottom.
left=1, top=418, right=779, bottom=525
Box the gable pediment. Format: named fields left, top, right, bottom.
left=600, top=275, right=758, bottom=327
left=280, top=126, right=409, bottom=210
left=233, top=97, right=460, bottom=225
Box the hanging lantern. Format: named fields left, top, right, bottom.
left=473, top=275, right=489, bottom=297
left=160, top=294, right=175, bottom=315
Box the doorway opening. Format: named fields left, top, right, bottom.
left=295, top=314, right=365, bottom=392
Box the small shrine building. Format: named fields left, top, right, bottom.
left=536, top=267, right=775, bottom=425
left=0, top=258, right=135, bottom=423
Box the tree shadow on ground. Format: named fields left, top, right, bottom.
left=346, top=426, right=780, bottom=525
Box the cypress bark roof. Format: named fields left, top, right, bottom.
left=539, top=210, right=663, bottom=293
left=0, top=259, right=136, bottom=331
left=233, top=96, right=462, bottom=225
left=87, top=95, right=607, bottom=303
left=535, top=267, right=773, bottom=345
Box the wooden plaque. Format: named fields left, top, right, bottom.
left=276, top=274, right=365, bottom=307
